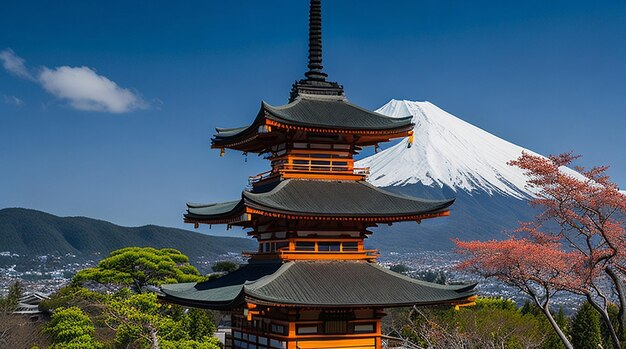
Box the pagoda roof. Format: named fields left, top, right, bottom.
left=212, top=95, right=413, bottom=152
left=160, top=261, right=476, bottom=309
left=262, top=95, right=413, bottom=130
left=185, top=179, right=454, bottom=224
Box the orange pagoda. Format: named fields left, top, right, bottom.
left=161, top=1, right=476, bottom=348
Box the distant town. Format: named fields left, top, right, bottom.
left=1, top=249, right=583, bottom=314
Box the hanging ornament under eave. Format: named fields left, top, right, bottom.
left=407, top=130, right=414, bottom=148
left=374, top=144, right=380, bottom=153
left=220, top=148, right=225, bottom=157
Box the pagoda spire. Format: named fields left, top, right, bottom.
left=289, top=0, right=344, bottom=102
left=304, top=0, right=327, bottom=81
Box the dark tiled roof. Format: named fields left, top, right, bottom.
left=184, top=179, right=454, bottom=222
left=263, top=96, right=412, bottom=130
left=185, top=200, right=242, bottom=221
left=160, top=261, right=476, bottom=308
left=243, top=179, right=453, bottom=217
left=211, top=96, right=413, bottom=149
left=160, top=262, right=283, bottom=309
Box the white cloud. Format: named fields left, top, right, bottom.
left=3, top=95, right=24, bottom=107
left=39, top=66, right=147, bottom=113
left=0, top=49, right=35, bottom=80
left=1, top=48, right=149, bottom=114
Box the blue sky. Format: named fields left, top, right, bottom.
left=1, top=1, right=625, bottom=233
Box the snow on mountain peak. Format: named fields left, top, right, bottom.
left=357, top=100, right=545, bottom=199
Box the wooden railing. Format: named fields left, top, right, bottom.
left=244, top=249, right=380, bottom=261
left=248, top=165, right=370, bottom=186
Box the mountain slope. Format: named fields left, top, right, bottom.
left=358, top=100, right=583, bottom=199
left=0, top=208, right=255, bottom=260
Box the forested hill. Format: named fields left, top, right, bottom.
left=0, top=208, right=255, bottom=260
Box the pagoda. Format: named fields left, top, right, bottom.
left=160, top=1, right=477, bottom=348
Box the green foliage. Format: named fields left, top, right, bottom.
left=211, top=261, right=239, bottom=273
left=0, top=280, right=23, bottom=313
left=601, top=303, right=622, bottom=349
left=389, top=264, right=409, bottom=275
left=396, top=297, right=559, bottom=349
left=73, top=247, right=205, bottom=292
left=160, top=337, right=222, bottom=349
left=104, top=290, right=220, bottom=349
left=183, top=309, right=218, bottom=341
left=415, top=270, right=447, bottom=285
left=45, top=306, right=103, bottom=349
left=474, top=297, right=517, bottom=311
left=571, top=302, right=601, bottom=349
left=39, top=286, right=108, bottom=314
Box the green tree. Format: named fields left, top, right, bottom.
left=572, top=302, right=602, bottom=349
left=211, top=261, right=239, bottom=273
left=73, top=247, right=204, bottom=292
left=397, top=297, right=547, bottom=348
left=183, top=309, right=218, bottom=341
left=45, top=306, right=103, bottom=349
left=0, top=281, right=23, bottom=313
left=104, top=291, right=220, bottom=349
left=389, top=264, right=409, bottom=275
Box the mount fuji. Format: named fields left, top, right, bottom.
left=357, top=100, right=566, bottom=251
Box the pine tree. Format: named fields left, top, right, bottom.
left=571, top=302, right=601, bottom=349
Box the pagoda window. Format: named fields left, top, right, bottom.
left=269, top=339, right=286, bottom=348
left=297, top=325, right=319, bottom=335
left=295, top=241, right=315, bottom=251
left=270, top=323, right=286, bottom=335
left=353, top=323, right=376, bottom=334
left=312, top=144, right=332, bottom=150
left=317, top=242, right=340, bottom=252
left=342, top=242, right=358, bottom=251
left=259, top=241, right=289, bottom=253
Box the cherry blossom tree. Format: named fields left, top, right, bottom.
left=456, top=152, right=626, bottom=349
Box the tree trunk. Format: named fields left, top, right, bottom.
left=529, top=291, right=573, bottom=349
left=607, top=266, right=625, bottom=340
left=540, top=304, right=573, bottom=349
left=587, top=293, right=621, bottom=349
left=149, top=324, right=159, bottom=349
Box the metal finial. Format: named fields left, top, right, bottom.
left=304, top=0, right=327, bottom=81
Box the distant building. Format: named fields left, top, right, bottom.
left=160, top=1, right=476, bottom=348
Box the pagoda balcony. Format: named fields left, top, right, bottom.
left=248, top=164, right=370, bottom=187
left=243, top=248, right=380, bottom=262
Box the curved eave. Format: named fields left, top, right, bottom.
left=244, top=293, right=477, bottom=309
left=262, top=98, right=413, bottom=131
left=242, top=179, right=455, bottom=221
left=211, top=112, right=267, bottom=152
left=159, top=290, right=246, bottom=310
left=244, top=205, right=451, bottom=223
left=160, top=262, right=477, bottom=310
left=184, top=180, right=455, bottom=226
left=184, top=200, right=246, bottom=225
left=210, top=99, right=415, bottom=151
left=242, top=262, right=477, bottom=308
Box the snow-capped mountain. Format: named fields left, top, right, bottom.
left=357, top=100, right=577, bottom=251
left=358, top=99, right=623, bottom=251
left=357, top=100, right=579, bottom=199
